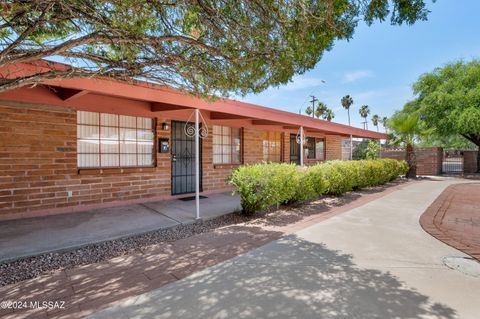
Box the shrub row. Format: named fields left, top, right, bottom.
left=228, top=159, right=408, bottom=215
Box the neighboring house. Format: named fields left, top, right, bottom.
left=0, top=61, right=386, bottom=221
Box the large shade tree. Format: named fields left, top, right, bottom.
left=0, top=0, right=432, bottom=95
left=409, top=60, right=480, bottom=171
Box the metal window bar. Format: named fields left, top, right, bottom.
left=263, top=131, right=282, bottom=162
left=212, top=126, right=241, bottom=165
left=77, top=111, right=154, bottom=169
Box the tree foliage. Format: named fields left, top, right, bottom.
left=395, top=60, right=480, bottom=171
left=371, top=114, right=380, bottom=131
left=365, top=140, right=380, bottom=159
left=341, top=95, right=354, bottom=110
left=315, top=102, right=328, bottom=118
left=359, top=104, right=370, bottom=129
left=387, top=109, right=420, bottom=177
left=410, top=60, right=480, bottom=149
left=305, top=105, right=313, bottom=116
left=322, top=108, right=335, bottom=121
left=0, top=0, right=432, bottom=95
left=388, top=110, right=419, bottom=146
left=341, top=94, right=353, bottom=125
left=359, top=105, right=370, bottom=118
left=416, top=134, right=476, bottom=149
left=381, top=116, right=388, bottom=132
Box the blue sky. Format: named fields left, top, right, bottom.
left=238, top=0, right=480, bottom=129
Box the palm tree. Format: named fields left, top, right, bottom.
left=359, top=105, right=370, bottom=129
left=305, top=106, right=313, bottom=117
left=371, top=114, right=380, bottom=132
left=341, top=95, right=354, bottom=160
left=381, top=116, right=388, bottom=133
left=341, top=95, right=353, bottom=126
left=322, top=108, right=335, bottom=121
left=388, top=112, right=420, bottom=178
left=315, top=102, right=328, bottom=118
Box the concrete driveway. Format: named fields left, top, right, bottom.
left=89, top=180, right=480, bottom=319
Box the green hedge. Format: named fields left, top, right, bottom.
left=228, top=159, right=408, bottom=215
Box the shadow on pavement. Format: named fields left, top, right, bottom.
left=90, top=234, right=456, bottom=319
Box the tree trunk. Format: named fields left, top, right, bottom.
left=405, top=143, right=417, bottom=178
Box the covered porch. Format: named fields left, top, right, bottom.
left=0, top=192, right=240, bottom=263
left=0, top=61, right=386, bottom=222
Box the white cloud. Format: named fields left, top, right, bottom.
left=343, top=70, right=373, bottom=83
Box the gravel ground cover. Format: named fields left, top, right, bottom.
left=0, top=180, right=406, bottom=287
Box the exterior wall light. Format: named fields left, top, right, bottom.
left=161, top=122, right=170, bottom=131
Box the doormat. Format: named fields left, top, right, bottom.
left=178, top=195, right=208, bottom=201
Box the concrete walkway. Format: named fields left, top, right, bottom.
left=90, top=180, right=480, bottom=319
left=0, top=192, right=240, bottom=262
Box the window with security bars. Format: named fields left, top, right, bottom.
left=341, top=139, right=351, bottom=160
left=315, top=138, right=325, bottom=160
left=262, top=131, right=282, bottom=162
left=212, top=126, right=241, bottom=164
left=305, top=137, right=325, bottom=160
left=77, top=111, right=154, bottom=168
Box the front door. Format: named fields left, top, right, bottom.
left=290, top=134, right=300, bottom=165
left=171, top=121, right=202, bottom=195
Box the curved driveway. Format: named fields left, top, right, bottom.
left=90, top=179, right=480, bottom=319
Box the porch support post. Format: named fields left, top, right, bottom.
left=300, top=126, right=304, bottom=167
left=195, top=108, right=200, bottom=220
left=350, top=134, right=353, bottom=160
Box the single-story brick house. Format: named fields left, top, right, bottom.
left=0, top=61, right=386, bottom=221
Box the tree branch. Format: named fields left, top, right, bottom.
left=460, top=133, right=480, bottom=146
left=1, top=32, right=228, bottom=68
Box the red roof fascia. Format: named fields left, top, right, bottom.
left=1, top=60, right=387, bottom=139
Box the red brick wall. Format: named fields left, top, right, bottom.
left=380, top=147, right=443, bottom=175
left=283, top=132, right=291, bottom=163
left=0, top=101, right=346, bottom=220
left=0, top=102, right=174, bottom=220
left=242, top=128, right=265, bottom=164
left=325, top=135, right=343, bottom=161
left=464, top=150, right=478, bottom=174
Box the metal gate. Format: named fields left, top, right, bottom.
left=442, top=150, right=464, bottom=174
left=171, top=121, right=202, bottom=195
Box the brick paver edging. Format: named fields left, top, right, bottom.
left=419, top=183, right=480, bottom=262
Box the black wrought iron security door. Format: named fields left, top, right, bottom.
left=171, top=121, right=202, bottom=195
left=290, top=134, right=300, bottom=165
